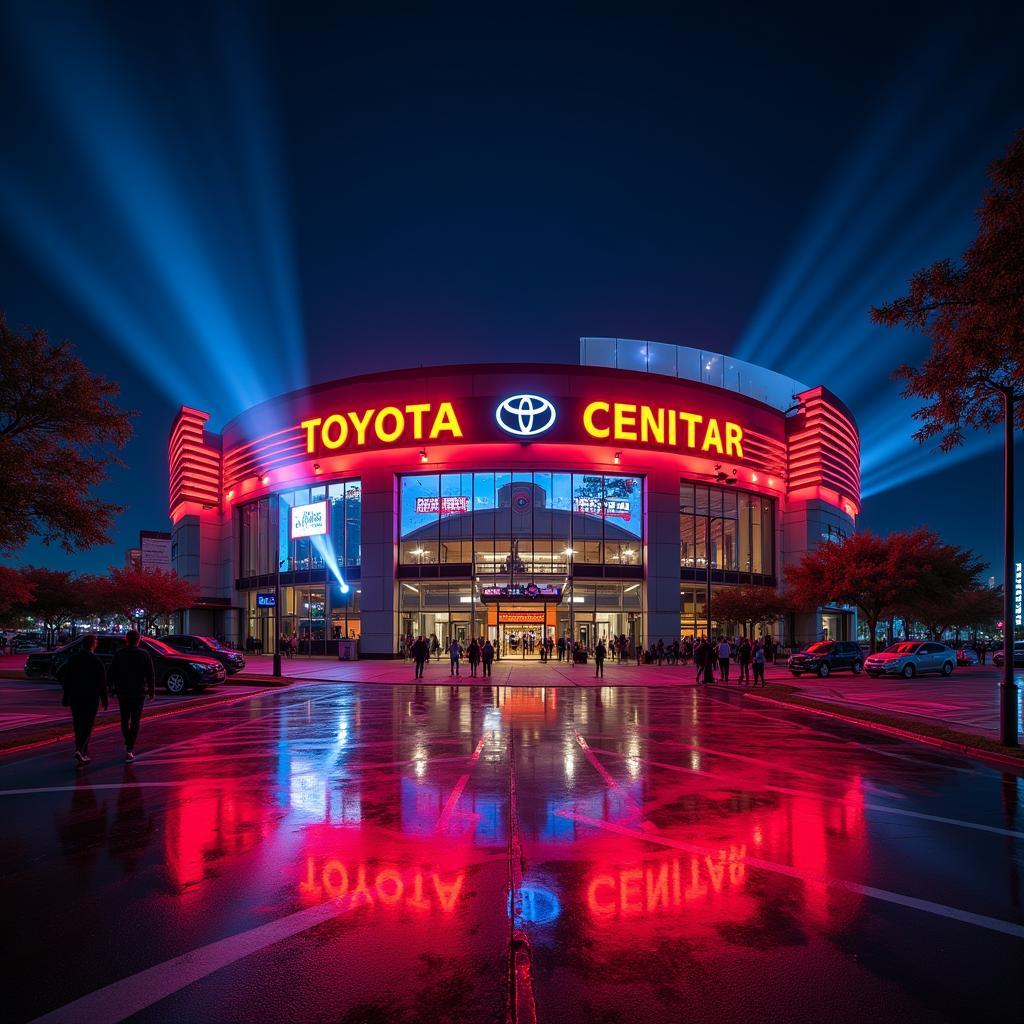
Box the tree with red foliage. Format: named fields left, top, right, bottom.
left=0, top=315, right=135, bottom=555
left=15, top=567, right=95, bottom=647
left=947, top=586, right=1003, bottom=644
left=898, top=540, right=988, bottom=639
left=99, top=566, right=198, bottom=633
left=707, top=585, right=790, bottom=637
left=784, top=529, right=953, bottom=653
left=871, top=130, right=1024, bottom=745
left=0, top=566, right=34, bottom=622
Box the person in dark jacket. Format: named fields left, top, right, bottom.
left=594, top=639, right=606, bottom=678
left=694, top=639, right=708, bottom=684
left=738, top=637, right=753, bottom=684
left=58, top=634, right=108, bottom=765
left=411, top=635, right=428, bottom=678
left=467, top=638, right=481, bottom=677
left=482, top=639, right=494, bottom=677
left=108, top=630, right=155, bottom=762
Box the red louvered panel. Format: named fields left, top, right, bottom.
left=786, top=387, right=860, bottom=515
left=168, top=407, right=223, bottom=522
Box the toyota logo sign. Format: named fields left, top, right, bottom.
left=495, top=394, right=557, bottom=437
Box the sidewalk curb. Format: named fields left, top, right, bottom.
left=737, top=690, right=1024, bottom=772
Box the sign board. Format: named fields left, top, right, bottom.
left=480, top=583, right=562, bottom=603
left=290, top=501, right=329, bottom=539
left=299, top=396, right=744, bottom=461
left=499, top=610, right=546, bottom=624
left=415, top=496, right=470, bottom=515
left=256, top=593, right=277, bottom=608
left=1015, top=561, right=1022, bottom=628
left=573, top=496, right=632, bottom=521
left=140, top=532, right=172, bottom=572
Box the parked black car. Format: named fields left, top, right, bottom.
left=25, top=634, right=226, bottom=694
left=788, top=640, right=864, bottom=678
left=163, top=635, right=246, bottom=674
left=11, top=632, right=45, bottom=653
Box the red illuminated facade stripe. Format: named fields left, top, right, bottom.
left=222, top=424, right=309, bottom=492
left=786, top=387, right=861, bottom=513
left=168, top=407, right=222, bottom=522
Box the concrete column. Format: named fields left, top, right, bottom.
left=359, top=467, right=398, bottom=657
left=781, top=498, right=858, bottom=646
left=171, top=517, right=201, bottom=586
left=644, top=466, right=681, bottom=647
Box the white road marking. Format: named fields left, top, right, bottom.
left=29, top=898, right=353, bottom=1024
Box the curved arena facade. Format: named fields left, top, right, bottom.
left=168, top=338, right=860, bottom=657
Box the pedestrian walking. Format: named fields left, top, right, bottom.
left=738, top=637, right=752, bottom=684
left=594, top=639, right=606, bottom=678
left=57, top=634, right=108, bottom=766
left=694, top=638, right=707, bottom=684
left=557, top=636, right=566, bottom=662
left=412, top=635, right=428, bottom=678
left=448, top=638, right=462, bottom=676
left=482, top=639, right=494, bottom=677
left=108, top=630, right=155, bottom=762
left=468, top=638, right=481, bottom=677
left=716, top=637, right=732, bottom=683
left=752, top=640, right=766, bottom=686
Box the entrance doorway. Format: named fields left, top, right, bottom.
left=572, top=618, right=612, bottom=653
left=496, top=605, right=550, bottom=658
left=821, top=611, right=850, bottom=641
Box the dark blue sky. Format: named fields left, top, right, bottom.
left=1, top=3, right=1022, bottom=579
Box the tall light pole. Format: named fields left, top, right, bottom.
left=1000, top=388, right=1018, bottom=747
left=563, top=546, right=576, bottom=664
left=273, top=556, right=287, bottom=678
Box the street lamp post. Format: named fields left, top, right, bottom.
left=1000, top=388, right=1018, bottom=747
left=563, top=547, right=576, bottom=666
left=272, top=556, right=287, bottom=678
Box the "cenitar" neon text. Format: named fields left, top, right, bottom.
left=301, top=402, right=464, bottom=452
left=582, top=401, right=743, bottom=457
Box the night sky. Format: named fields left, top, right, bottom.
left=1, top=3, right=1022, bottom=579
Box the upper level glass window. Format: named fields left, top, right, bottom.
left=236, top=477, right=361, bottom=579
left=399, top=470, right=643, bottom=574
left=680, top=482, right=773, bottom=576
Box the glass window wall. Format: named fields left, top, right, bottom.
left=398, top=579, right=644, bottom=657
left=679, top=482, right=773, bottom=577
left=237, top=478, right=361, bottom=580
left=399, top=470, right=643, bottom=574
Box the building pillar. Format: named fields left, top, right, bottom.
left=644, top=467, right=681, bottom=647
left=359, top=467, right=398, bottom=657
left=782, top=497, right=858, bottom=647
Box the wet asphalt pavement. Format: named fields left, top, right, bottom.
left=1, top=682, right=1021, bottom=1024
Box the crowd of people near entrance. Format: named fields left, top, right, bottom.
left=398, top=630, right=779, bottom=684
left=406, top=635, right=497, bottom=678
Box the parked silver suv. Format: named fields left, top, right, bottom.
left=864, top=641, right=956, bottom=679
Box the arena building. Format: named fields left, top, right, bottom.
left=168, top=338, right=860, bottom=657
